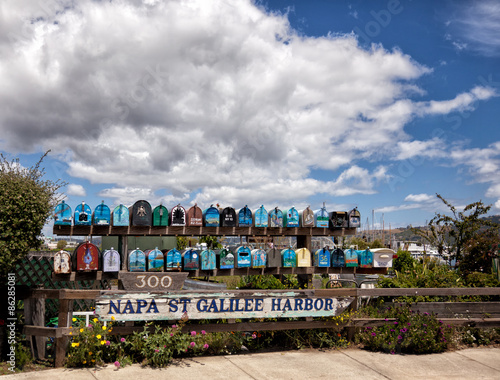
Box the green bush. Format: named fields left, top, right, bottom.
left=356, top=304, right=454, bottom=354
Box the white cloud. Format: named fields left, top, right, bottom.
left=404, top=193, right=435, bottom=203
left=395, top=139, right=445, bottom=161
left=67, top=184, right=86, bottom=197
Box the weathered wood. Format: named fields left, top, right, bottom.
left=24, top=296, right=45, bottom=359
left=356, top=287, right=500, bottom=297
left=395, top=302, right=500, bottom=318
left=55, top=299, right=72, bottom=368
left=350, top=317, right=500, bottom=328
left=118, top=272, right=188, bottom=291
left=23, top=326, right=60, bottom=338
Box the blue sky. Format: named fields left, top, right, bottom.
left=1, top=0, right=499, bottom=235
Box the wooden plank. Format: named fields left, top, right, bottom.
left=356, top=288, right=500, bottom=297
left=350, top=318, right=500, bottom=328
left=118, top=272, right=188, bottom=291
left=403, top=302, right=500, bottom=318
left=23, top=326, right=60, bottom=338
left=55, top=299, right=72, bottom=368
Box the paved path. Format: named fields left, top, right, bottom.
left=3, top=347, right=500, bottom=380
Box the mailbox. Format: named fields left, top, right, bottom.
left=238, top=205, right=253, bottom=226
left=147, top=248, right=164, bottom=272
left=74, top=202, right=92, bottom=226
left=186, top=204, right=203, bottom=226
left=266, top=248, right=282, bottom=267
left=130, top=200, right=152, bottom=226
left=281, top=247, right=296, bottom=267
left=164, top=248, right=182, bottom=271
left=329, top=211, right=348, bottom=228
left=200, top=248, right=216, bottom=270
left=182, top=248, right=200, bottom=270
left=112, top=204, right=129, bottom=226
left=73, top=241, right=100, bottom=271
left=128, top=248, right=146, bottom=272
left=235, top=246, right=251, bottom=268
left=314, top=202, right=329, bottom=228
left=344, top=249, right=358, bottom=267
left=220, top=206, right=237, bottom=227
left=268, top=207, right=283, bottom=227
left=372, top=248, right=394, bottom=268
left=300, top=206, right=315, bottom=227
left=102, top=247, right=121, bottom=272
left=170, top=204, right=187, bottom=226
left=314, top=247, right=331, bottom=267
left=203, top=205, right=220, bottom=227
left=348, top=208, right=361, bottom=228
left=54, top=201, right=72, bottom=226
left=358, top=249, right=373, bottom=268
left=153, top=205, right=169, bottom=226
left=284, top=207, right=300, bottom=227
left=331, top=248, right=345, bottom=267
left=93, top=201, right=111, bottom=226
left=217, top=248, right=234, bottom=269
left=54, top=250, right=71, bottom=274
left=251, top=248, right=267, bottom=268
left=296, top=248, right=311, bottom=267
left=254, top=205, right=268, bottom=227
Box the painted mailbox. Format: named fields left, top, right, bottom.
left=102, top=247, right=121, bottom=272
left=329, top=211, right=348, bottom=228
left=147, top=248, right=164, bottom=272
left=164, top=248, right=182, bottom=271
left=331, top=248, right=345, bottom=268
left=314, top=203, right=329, bottom=228
left=284, top=207, right=300, bottom=227
left=296, top=248, right=312, bottom=267
left=358, top=249, right=373, bottom=268
left=203, top=205, right=220, bottom=227
left=200, top=248, right=216, bottom=270
left=93, top=201, right=111, bottom=226
left=235, top=246, right=252, bottom=268
left=268, top=207, right=283, bottom=227
left=372, top=248, right=394, bottom=268
left=54, top=201, right=72, bottom=226
left=281, top=247, right=297, bottom=267
left=74, top=241, right=100, bottom=271
left=130, top=200, right=152, bottom=226
left=74, top=202, right=92, bottom=226
left=170, top=204, right=186, bottom=226
left=300, top=206, right=315, bottom=227
left=238, top=205, right=253, bottom=226
left=186, top=204, right=203, bottom=226
left=182, top=248, right=199, bottom=270
left=128, top=248, right=146, bottom=272
left=251, top=248, right=267, bottom=268
left=220, top=206, right=237, bottom=227
left=54, top=250, right=71, bottom=274
left=217, top=248, right=234, bottom=269
left=266, top=248, right=282, bottom=267
left=254, top=205, right=268, bottom=227
left=314, top=247, right=331, bottom=267
left=112, top=204, right=129, bottom=226
left=153, top=205, right=169, bottom=227
left=344, top=249, right=358, bottom=267
left=348, top=208, right=361, bottom=228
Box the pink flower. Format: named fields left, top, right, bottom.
left=203, top=344, right=209, bottom=349
left=190, top=342, right=195, bottom=348
left=170, top=333, right=174, bottom=337
left=252, top=334, right=257, bottom=339
left=114, top=361, right=120, bottom=368
left=201, top=330, right=206, bottom=335
left=106, top=340, right=111, bottom=346
left=172, top=324, right=177, bottom=329
left=155, top=349, right=159, bottom=353
left=191, top=331, right=196, bottom=336
left=120, top=337, right=126, bottom=343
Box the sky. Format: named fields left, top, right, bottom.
left=1, top=0, right=500, bottom=236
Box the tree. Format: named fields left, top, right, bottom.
left=0, top=151, right=64, bottom=280
left=57, top=240, right=68, bottom=250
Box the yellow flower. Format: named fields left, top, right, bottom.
left=69, top=332, right=73, bottom=335
left=100, top=340, right=106, bottom=345
left=93, top=318, right=98, bottom=323
left=80, top=328, right=84, bottom=333
left=72, top=317, right=77, bottom=322
left=111, top=316, right=116, bottom=321
left=108, top=328, right=113, bottom=332
left=89, top=352, right=92, bottom=355
left=83, top=360, right=86, bottom=364
left=102, top=326, right=107, bottom=330
left=91, top=360, right=95, bottom=363
left=96, top=334, right=102, bottom=339
left=71, top=342, right=80, bottom=347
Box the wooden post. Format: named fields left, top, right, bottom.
left=346, top=288, right=359, bottom=342
left=55, top=299, right=72, bottom=368
left=24, top=295, right=45, bottom=359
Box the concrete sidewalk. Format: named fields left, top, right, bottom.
left=3, top=347, right=500, bottom=380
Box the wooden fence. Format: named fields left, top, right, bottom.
left=21, top=287, right=500, bottom=368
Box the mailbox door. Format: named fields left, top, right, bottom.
left=74, top=202, right=92, bottom=226
left=348, top=208, right=361, bottom=228
left=112, top=204, right=129, bottom=226
left=183, top=249, right=199, bottom=270
left=131, top=200, right=152, bottom=226
left=251, top=249, right=267, bottom=268
left=332, top=248, right=345, bottom=267
left=254, top=206, right=268, bottom=227
left=220, top=207, right=237, bottom=227
left=54, top=250, right=71, bottom=274
left=93, top=201, right=111, bottom=225
left=201, top=249, right=216, bottom=270
left=281, top=248, right=296, bottom=267
left=296, top=248, right=311, bottom=267
left=344, top=249, right=358, bottom=267
left=268, top=208, right=283, bottom=228
left=54, top=201, right=72, bottom=226
left=236, top=246, right=251, bottom=268
left=358, top=249, right=373, bottom=268
left=284, top=207, right=300, bottom=227
left=314, top=204, right=329, bottom=228
left=103, top=249, right=121, bottom=272
left=266, top=248, right=281, bottom=267
left=165, top=248, right=182, bottom=271
left=218, top=248, right=234, bottom=269
left=75, top=242, right=100, bottom=271
left=203, top=205, right=220, bottom=227
left=128, top=249, right=146, bottom=272
left=186, top=205, right=203, bottom=226
left=314, top=248, right=330, bottom=267
left=170, top=205, right=186, bottom=226
left=153, top=205, right=169, bottom=226
left=301, top=206, right=315, bottom=227
left=330, top=211, right=348, bottom=228
left=148, top=248, right=164, bottom=271
left=238, top=206, right=253, bottom=226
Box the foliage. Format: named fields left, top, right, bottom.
left=198, top=236, right=222, bottom=249
left=457, top=327, right=500, bottom=347
left=0, top=151, right=65, bottom=280
left=346, top=237, right=368, bottom=249
left=392, top=250, right=416, bottom=272
left=238, top=275, right=298, bottom=289
left=356, top=304, right=454, bottom=354
left=56, top=240, right=67, bottom=250
left=460, top=228, right=500, bottom=275
left=462, top=272, right=500, bottom=288
left=176, top=237, right=188, bottom=250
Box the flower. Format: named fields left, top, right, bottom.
left=252, top=334, right=257, bottom=339
left=102, top=326, right=107, bottom=330
left=114, top=361, right=120, bottom=368
left=201, top=330, right=206, bottom=335
left=170, top=333, right=174, bottom=337
left=190, top=342, right=196, bottom=348
left=80, top=328, right=84, bottom=333
left=93, top=318, right=98, bottom=323
left=172, top=324, right=177, bottom=329
left=155, top=349, right=159, bottom=353
left=96, top=334, right=102, bottom=339
left=203, top=344, right=209, bottom=349
left=371, top=332, right=376, bottom=336
left=191, top=331, right=196, bottom=336
left=120, top=337, right=126, bottom=343
left=72, top=317, right=77, bottom=322
left=111, top=316, right=116, bottom=321
left=101, top=340, right=106, bottom=345
left=106, top=340, right=111, bottom=346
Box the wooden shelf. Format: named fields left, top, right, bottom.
left=53, top=225, right=356, bottom=237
